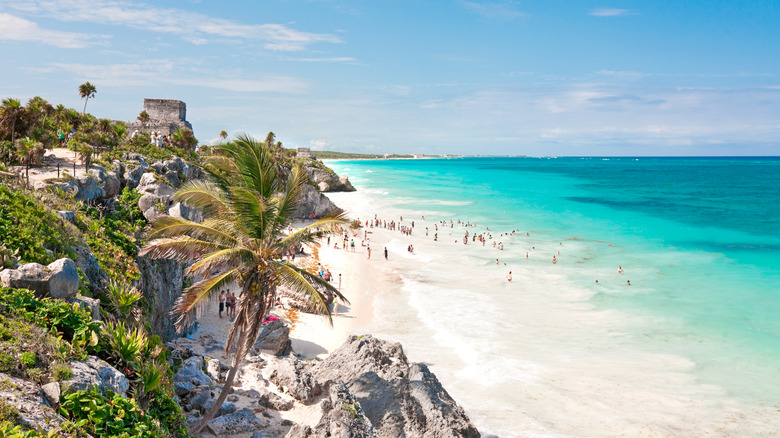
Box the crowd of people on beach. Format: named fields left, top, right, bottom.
left=211, top=211, right=631, bottom=322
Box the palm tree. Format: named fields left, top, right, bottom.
left=139, top=133, right=349, bottom=433
left=219, top=130, right=228, bottom=143
left=137, top=110, right=150, bottom=128
left=78, top=82, right=97, bottom=114
left=1, top=98, right=22, bottom=145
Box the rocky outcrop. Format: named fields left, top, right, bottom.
left=136, top=254, right=193, bottom=341
left=205, top=407, right=269, bottom=435
left=307, top=167, right=356, bottom=192
left=41, top=165, right=122, bottom=203
left=287, top=382, right=376, bottom=438
left=295, top=185, right=341, bottom=219
left=173, top=356, right=213, bottom=388
left=55, top=356, right=129, bottom=397
left=253, top=319, right=291, bottom=355
left=73, top=245, right=109, bottom=294
left=0, top=372, right=67, bottom=431
left=68, top=294, right=101, bottom=321
left=0, top=258, right=78, bottom=300
left=312, top=335, right=480, bottom=438
left=269, top=355, right=321, bottom=405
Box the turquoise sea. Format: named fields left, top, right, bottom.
left=325, top=157, right=780, bottom=437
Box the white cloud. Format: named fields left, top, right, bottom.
left=42, top=60, right=310, bottom=93
left=0, top=13, right=106, bottom=48
left=461, top=1, right=526, bottom=21
left=1, top=0, right=341, bottom=50
left=309, top=139, right=329, bottom=150
left=589, top=8, right=634, bottom=17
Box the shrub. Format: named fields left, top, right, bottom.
left=59, top=388, right=162, bottom=437
left=0, top=186, right=78, bottom=265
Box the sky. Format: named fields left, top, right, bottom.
left=0, top=0, right=779, bottom=156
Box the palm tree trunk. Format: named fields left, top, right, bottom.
left=82, top=98, right=88, bottom=115
left=190, top=328, right=249, bottom=434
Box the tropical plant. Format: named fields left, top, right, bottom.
left=103, top=280, right=143, bottom=326
left=139, top=133, right=349, bottom=433
left=15, top=137, right=44, bottom=166
left=78, top=82, right=97, bottom=115
left=100, top=320, right=147, bottom=371
left=219, top=130, right=228, bottom=142
left=0, top=98, right=23, bottom=146
left=170, top=128, right=197, bottom=150
left=137, top=110, right=150, bottom=127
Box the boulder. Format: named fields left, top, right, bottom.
left=312, top=335, right=480, bottom=438
left=252, top=388, right=294, bottom=411
left=174, top=381, right=195, bottom=397
left=137, top=172, right=175, bottom=197
left=68, top=294, right=101, bottom=321
left=56, top=210, right=76, bottom=224
left=173, top=356, right=213, bottom=387
left=62, top=356, right=129, bottom=396
left=289, top=382, right=375, bottom=438
left=253, top=319, right=291, bottom=355
left=0, top=258, right=79, bottom=300
left=205, top=408, right=269, bottom=435
left=187, top=386, right=213, bottom=412
left=40, top=381, right=61, bottom=406
left=202, top=400, right=237, bottom=417
left=306, top=167, right=356, bottom=192
left=206, top=358, right=222, bottom=382
left=268, top=355, right=321, bottom=405
left=123, top=163, right=147, bottom=189
left=73, top=245, right=109, bottom=294
left=0, top=372, right=67, bottom=431
left=73, top=174, right=105, bottom=201
left=294, top=185, right=341, bottom=219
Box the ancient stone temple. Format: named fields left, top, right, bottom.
left=126, top=98, right=193, bottom=136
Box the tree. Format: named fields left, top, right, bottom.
left=139, top=133, right=349, bottom=433
left=219, top=130, right=228, bottom=143
left=78, top=82, right=97, bottom=114
left=0, top=98, right=22, bottom=145
left=137, top=110, right=150, bottom=127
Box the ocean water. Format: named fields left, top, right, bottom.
left=324, top=157, right=780, bottom=437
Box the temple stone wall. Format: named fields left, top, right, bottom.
left=127, top=98, right=193, bottom=136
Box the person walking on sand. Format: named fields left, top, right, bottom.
left=218, top=290, right=225, bottom=319
left=507, top=271, right=512, bottom=282
left=384, top=247, right=388, bottom=260
left=350, top=239, right=355, bottom=252
left=338, top=273, right=342, bottom=291
left=367, top=247, right=372, bottom=259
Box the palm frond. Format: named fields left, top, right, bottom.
left=278, top=210, right=350, bottom=250
left=172, top=180, right=228, bottom=218
left=276, top=262, right=346, bottom=326
left=173, top=268, right=240, bottom=330
left=146, top=216, right=238, bottom=246
left=187, top=248, right=256, bottom=277
left=274, top=163, right=309, bottom=226
left=139, top=236, right=228, bottom=262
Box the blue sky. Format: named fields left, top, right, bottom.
left=1, top=0, right=778, bottom=156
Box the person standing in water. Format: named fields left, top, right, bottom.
left=507, top=271, right=512, bottom=282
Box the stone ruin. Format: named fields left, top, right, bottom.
left=126, top=98, right=193, bottom=136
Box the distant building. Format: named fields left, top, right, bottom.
left=297, top=147, right=311, bottom=158
left=383, top=154, right=390, bottom=159
left=127, top=98, right=193, bottom=136
left=413, top=154, right=424, bottom=159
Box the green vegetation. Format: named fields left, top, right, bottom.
left=0, top=287, right=188, bottom=437
left=305, top=150, right=414, bottom=159
left=59, top=388, right=158, bottom=437
left=0, top=185, right=79, bottom=265
left=140, top=133, right=349, bottom=433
